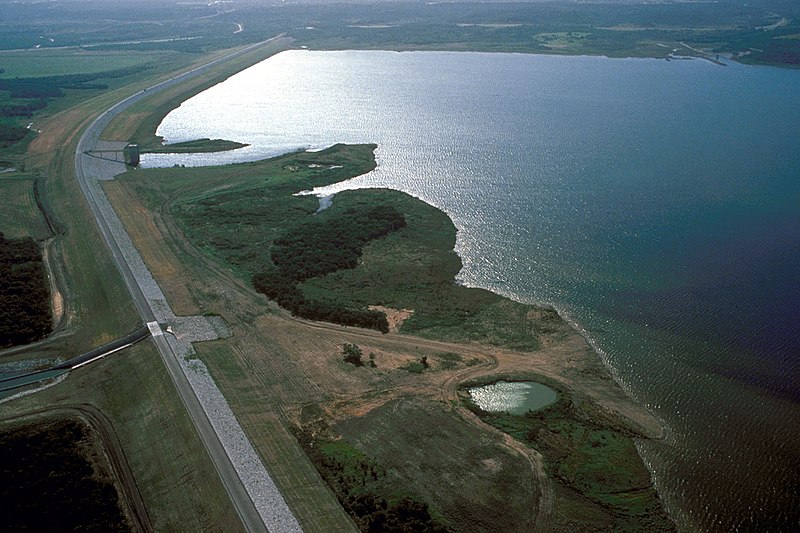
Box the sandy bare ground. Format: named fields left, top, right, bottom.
left=368, top=305, right=413, bottom=332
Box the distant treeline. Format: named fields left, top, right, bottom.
left=0, top=233, right=51, bottom=347
left=1, top=99, right=45, bottom=119
left=0, top=65, right=147, bottom=99
left=253, top=205, right=406, bottom=333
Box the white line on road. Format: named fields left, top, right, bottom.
left=71, top=342, right=134, bottom=370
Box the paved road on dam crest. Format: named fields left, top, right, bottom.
left=73, top=38, right=302, bottom=533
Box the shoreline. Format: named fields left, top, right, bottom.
left=312, top=185, right=665, bottom=439
left=136, top=130, right=666, bottom=440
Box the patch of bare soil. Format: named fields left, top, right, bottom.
left=368, top=305, right=414, bottom=332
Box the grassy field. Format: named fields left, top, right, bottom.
left=0, top=50, right=174, bottom=79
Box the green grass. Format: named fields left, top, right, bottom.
left=141, top=138, right=248, bottom=154
left=462, top=379, right=673, bottom=532
left=0, top=177, right=50, bottom=240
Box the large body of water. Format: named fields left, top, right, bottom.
left=145, top=50, right=800, bottom=531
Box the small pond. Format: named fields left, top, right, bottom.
left=468, top=381, right=558, bottom=415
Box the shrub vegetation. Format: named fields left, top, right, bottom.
left=294, top=427, right=450, bottom=532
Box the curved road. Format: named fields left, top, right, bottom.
left=74, top=38, right=296, bottom=533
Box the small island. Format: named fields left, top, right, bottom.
left=139, top=138, right=248, bottom=155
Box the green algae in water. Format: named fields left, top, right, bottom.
left=469, top=381, right=558, bottom=415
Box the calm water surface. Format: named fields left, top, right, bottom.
left=469, top=381, right=558, bottom=415
left=147, top=50, right=800, bottom=531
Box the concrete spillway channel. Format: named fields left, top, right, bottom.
left=0, top=326, right=150, bottom=395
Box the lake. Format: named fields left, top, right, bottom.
left=145, top=50, right=800, bottom=532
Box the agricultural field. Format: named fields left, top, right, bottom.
left=0, top=47, right=223, bottom=168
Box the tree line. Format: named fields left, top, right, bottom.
left=252, top=205, right=406, bottom=333
left=0, top=233, right=51, bottom=347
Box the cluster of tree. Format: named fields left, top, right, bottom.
left=271, top=205, right=406, bottom=281
left=253, top=205, right=406, bottom=333
left=0, top=123, right=28, bottom=147
left=351, top=494, right=450, bottom=533
left=0, top=65, right=147, bottom=99
left=0, top=233, right=51, bottom=347
left=253, top=268, right=389, bottom=332
left=294, top=429, right=449, bottom=533
left=0, top=419, right=130, bottom=531
left=338, top=343, right=378, bottom=368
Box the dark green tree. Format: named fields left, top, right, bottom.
left=342, top=343, right=364, bottom=367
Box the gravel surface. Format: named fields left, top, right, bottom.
left=169, top=315, right=232, bottom=343
left=168, top=335, right=303, bottom=533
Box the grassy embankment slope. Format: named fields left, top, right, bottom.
left=108, top=142, right=672, bottom=531
left=0, top=42, right=294, bottom=530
